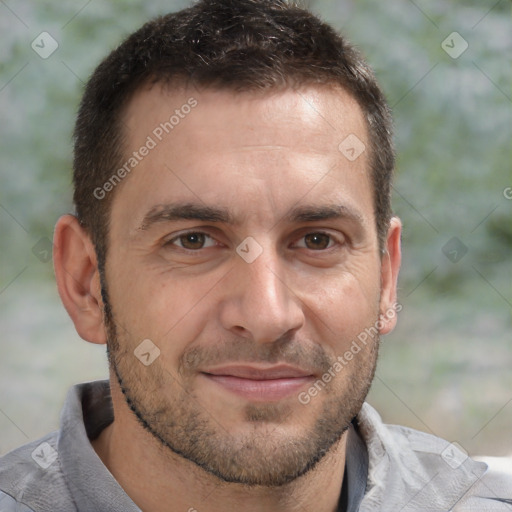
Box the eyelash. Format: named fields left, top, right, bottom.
left=164, top=230, right=343, bottom=252
left=165, top=232, right=219, bottom=251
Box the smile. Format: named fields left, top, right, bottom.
left=201, top=365, right=315, bottom=402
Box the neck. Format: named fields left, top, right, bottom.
left=91, top=378, right=347, bottom=512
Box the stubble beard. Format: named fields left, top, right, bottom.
left=100, top=279, right=379, bottom=487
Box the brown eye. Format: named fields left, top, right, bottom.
left=170, top=232, right=214, bottom=250
left=180, top=233, right=205, bottom=249
left=303, top=233, right=332, bottom=250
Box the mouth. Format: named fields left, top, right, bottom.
left=200, top=364, right=315, bottom=402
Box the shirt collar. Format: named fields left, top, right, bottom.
left=58, top=380, right=141, bottom=512
left=338, top=420, right=369, bottom=512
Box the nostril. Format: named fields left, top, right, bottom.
left=232, top=325, right=249, bottom=337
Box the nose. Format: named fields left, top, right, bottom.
left=219, top=247, right=305, bottom=344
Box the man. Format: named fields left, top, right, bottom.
left=0, top=0, right=510, bottom=510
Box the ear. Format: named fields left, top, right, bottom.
left=378, top=216, right=402, bottom=335
left=53, top=214, right=107, bottom=344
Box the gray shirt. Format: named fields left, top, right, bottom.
left=1, top=380, right=511, bottom=511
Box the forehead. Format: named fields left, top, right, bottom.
left=123, top=82, right=367, bottom=152
left=111, top=83, right=373, bottom=233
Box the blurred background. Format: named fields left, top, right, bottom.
left=0, top=0, right=510, bottom=457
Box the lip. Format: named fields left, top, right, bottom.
left=201, top=364, right=315, bottom=402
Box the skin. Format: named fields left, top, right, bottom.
left=54, top=84, right=401, bottom=512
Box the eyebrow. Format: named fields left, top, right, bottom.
left=286, top=204, right=365, bottom=225
left=137, top=202, right=365, bottom=231
left=138, top=203, right=232, bottom=231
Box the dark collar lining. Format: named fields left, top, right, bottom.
left=338, top=420, right=369, bottom=512
left=82, top=380, right=114, bottom=441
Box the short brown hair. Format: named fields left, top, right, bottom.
left=73, top=0, right=394, bottom=270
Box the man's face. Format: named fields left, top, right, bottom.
left=102, top=84, right=396, bottom=485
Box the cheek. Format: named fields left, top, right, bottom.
left=297, top=265, right=381, bottom=351
left=106, top=261, right=221, bottom=355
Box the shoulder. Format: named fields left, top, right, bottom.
left=0, top=432, right=75, bottom=512
left=357, top=403, right=512, bottom=511
left=457, top=456, right=512, bottom=511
